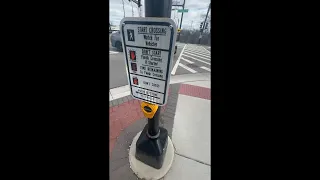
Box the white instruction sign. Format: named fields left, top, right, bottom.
left=120, top=17, right=177, bottom=105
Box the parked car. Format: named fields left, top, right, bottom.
left=110, top=31, right=123, bottom=51
left=110, top=30, right=177, bottom=54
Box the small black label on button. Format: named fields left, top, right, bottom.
left=144, top=106, right=152, bottom=112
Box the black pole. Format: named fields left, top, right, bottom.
left=147, top=105, right=160, bottom=136
left=144, top=0, right=171, bottom=137
left=135, top=0, right=172, bottom=170
left=145, top=0, right=172, bottom=18
left=177, top=0, right=185, bottom=41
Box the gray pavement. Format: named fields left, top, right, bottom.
left=173, top=44, right=211, bottom=75
left=109, top=49, right=128, bottom=89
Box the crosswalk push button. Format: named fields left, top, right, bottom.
left=141, top=101, right=158, bottom=119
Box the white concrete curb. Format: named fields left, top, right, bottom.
left=109, top=73, right=210, bottom=101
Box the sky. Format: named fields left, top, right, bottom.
left=109, top=0, right=211, bottom=30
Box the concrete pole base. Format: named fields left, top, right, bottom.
left=129, top=131, right=175, bottom=180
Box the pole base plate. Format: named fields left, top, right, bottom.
left=129, top=130, right=174, bottom=180
left=135, top=125, right=168, bottom=169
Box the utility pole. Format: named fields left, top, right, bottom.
left=131, top=1, right=134, bottom=16
left=121, top=0, right=126, bottom=17
left=129, top=0, right=142, bottom=17
left=199, top=2, right=211, bottom=44
left=134, top=0, right=173, bottom=170
left=172, top=8, right=177, bottom=25
left=177, top=0, right=186, bottom=41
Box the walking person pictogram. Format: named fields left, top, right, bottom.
left=127, top=29, right=135, bottom=41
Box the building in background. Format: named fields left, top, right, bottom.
left=109, top=25, right=120, bottom=33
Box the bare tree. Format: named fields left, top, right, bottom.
left=201, top=14, right=211, bottom=22
left=178, top=29, right=210, bottom=45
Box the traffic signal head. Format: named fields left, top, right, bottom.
left=200, top=22, right=204, bottom=29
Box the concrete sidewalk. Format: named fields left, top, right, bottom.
left=109, top=74, right=211, bottom=180
left=163, top=80, right=211, bottom=180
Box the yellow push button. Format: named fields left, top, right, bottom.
left=141, top=101, right=159, bottom=119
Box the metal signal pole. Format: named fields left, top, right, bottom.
left=134, top=0, right=172, bottom=170
left=177, top=0, right=185, bottom=41
left=199, top=3, right=211, bottom=44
